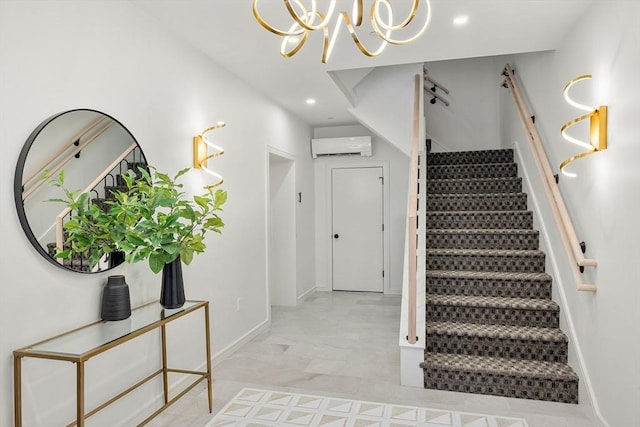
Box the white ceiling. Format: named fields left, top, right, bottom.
left=129, top=0, right=594, bottom=128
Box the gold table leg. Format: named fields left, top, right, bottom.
left=14, top=354, right=22, bottom=427
left=161, top=324, right=169, bottom=404
left=204, top=303, right=213, bottom=412
left=76, top=362, right=85, bottom=427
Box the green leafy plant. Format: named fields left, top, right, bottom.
left=48, top=166, right=226, bottom=273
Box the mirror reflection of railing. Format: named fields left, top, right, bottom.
left=53, top=144, right=147, bottom=271
left=22, top=117, right=112, bottom=200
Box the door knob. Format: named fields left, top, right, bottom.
left=334, top=234, right=339, bottom=239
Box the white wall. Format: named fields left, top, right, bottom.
left=349, top=64, right=423, bottom=155
left=423, top=56, right=507, bottom=152
left=500, top=3, right=640, bottom=426
left=0, top=1, right=313, bottom=426
left=313, top=125, right=409, bottom=294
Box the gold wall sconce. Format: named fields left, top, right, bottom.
left=193, top=122, right=225, bottom=188
left=252, top=0, right=432, bottom=64
left=560, top=74, right=608, bottom=177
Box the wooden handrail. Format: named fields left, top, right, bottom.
left=54, top=143, right=138, bottom=263
left=405, top=74, right=422, bottom=344
left=23, top=120, right=113, bottom=200
left=423, top=69, right=450, bottom=94
left=502, top=64, right=597, bottom=292
left=424, top=87, right=450, bottom=107
left=22, top=116, right=107, bottom=187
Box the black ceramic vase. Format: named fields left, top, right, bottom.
left=160, top=256, right=185, bottom=309
left=101, top=275, right=131, bottom=321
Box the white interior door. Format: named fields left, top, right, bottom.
left=331, top=167, right=384, bottom=292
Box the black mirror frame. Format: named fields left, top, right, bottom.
left=13, top=108, right=147, bottom=274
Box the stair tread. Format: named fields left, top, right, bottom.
left=427, top=248, right=545, bottom=257
left=428, top=161, right=515, bottom=168
left=427, top=229, right=538, bottom=235
left=426, top=294, right=559, bottom=311
left=428, top=192, right=525, bottom=197
left=427, top=210, right=532, bottom=215
left=427, top=270, right=551, bottom=282
left=428, top=149, right=514, bottom=166
left=421, top=352, right=578, bottom=381
left=427, top=321, right=567, bottom=342
left=429, top=177, right=521, bottom=183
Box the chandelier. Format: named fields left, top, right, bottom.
left=252, top=0, right=432, bottom=63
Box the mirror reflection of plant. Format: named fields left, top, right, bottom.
left=48, top=166, right=227, bottom=273
left=47, top=171, right=120, bottom=270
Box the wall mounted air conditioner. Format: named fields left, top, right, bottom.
left=310, top=136, right=372, bottom=158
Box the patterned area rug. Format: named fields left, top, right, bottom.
left=206, top=388, right=529, bottom=426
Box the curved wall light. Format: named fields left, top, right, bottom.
left=560, top=75, right=608, bottom=178
left=193, top=122, right=225, bottom=188
left=252, top=0, right=432, bottom=64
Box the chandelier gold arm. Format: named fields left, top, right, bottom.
left=342, top=12, right=387, bottom=58
left=252, top=0, right=305, bottom=36
left=371, top=0, right=430, bottom=45
left=281, top=28, right=310, bottom=58
left=372, top=0, right=420, bottom=31
left=352, top=0, right=364, bottom=27
left=283, top=0, right=337, bottom=31
left=255, top=0, right=431, bottom=62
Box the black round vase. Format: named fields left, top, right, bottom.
left=160, top=256, right=185, bottom=309
left=101, top=275, right=131, bottom=321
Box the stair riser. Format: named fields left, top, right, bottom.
left=426, top=305, right=559, bottom=328
left=426, top=335, right=568, bottom=363
left=427, top=163, right=518, bottom=180
left=423, top=369, right=578, bottom=404
left=427, top=194, right=527, bottom=212
left=428, top=149, right=514, bottom=166
left=427, top=254, right=545, bottom=273
left=426, top=212, right=533, bottom=230
left=428, top=178, right=522, bottom=195
left=427, top=277, right=552, bottom=299
left=427, top=232, right=539, bottom=250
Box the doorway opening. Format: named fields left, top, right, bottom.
left=268, top=150, right=296, bottom=306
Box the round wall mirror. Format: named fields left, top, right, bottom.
left=14, top=109, right=148, bottom=273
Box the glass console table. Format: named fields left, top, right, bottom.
left=14, top=300, right=212, bottom=427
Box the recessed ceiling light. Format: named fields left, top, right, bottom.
left=305, top=98, right=316, bottom=105
left=453, top=15, right=469, bottom=26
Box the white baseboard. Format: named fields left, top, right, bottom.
left=211, top=318, right=271, bottom=367
left=297, top=286, right=317, bottom=301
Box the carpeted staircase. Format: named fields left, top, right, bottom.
left=419, top=148, right=579, bottom=404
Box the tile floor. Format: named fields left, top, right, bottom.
left=148, top=291, right=601, bottom=427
